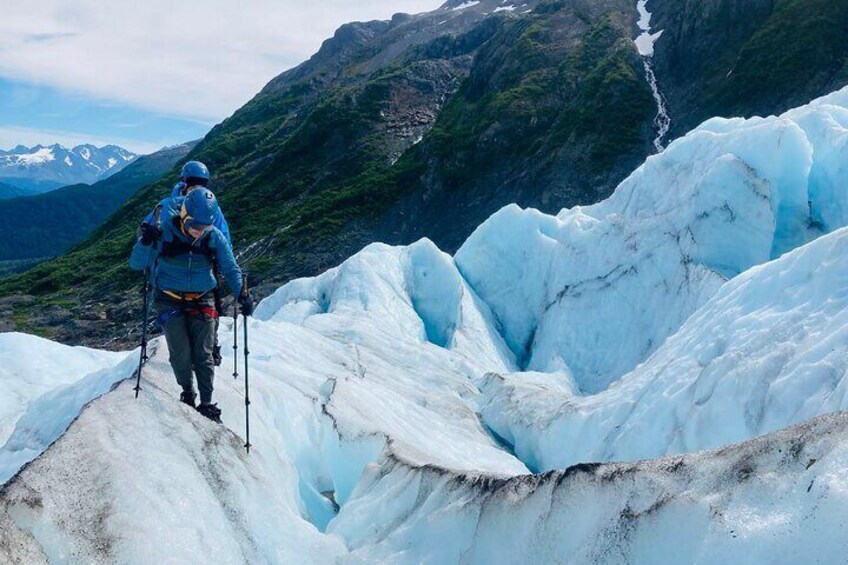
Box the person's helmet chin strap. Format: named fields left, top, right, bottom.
left=179, top=218, right=202, bottom=242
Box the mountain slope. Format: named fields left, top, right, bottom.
left=0, top=142, right=196, bottom=264
left=0, top=181, right=35, bottom=201
left=2, top=0, right=848, bottom=346
left=651, top=0, right=848, bottom=137
left=0, top=144, right=137, bottom=193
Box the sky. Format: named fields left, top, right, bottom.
left=0, top=1, right=443, bottom=154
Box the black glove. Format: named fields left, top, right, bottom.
left=238, top=292, right=254, bottom=317
left=139, top=222, right=162, bottom=246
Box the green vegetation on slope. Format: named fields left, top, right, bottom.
left=429, top=12, right=652, bottom=189
left=0, top=258, right=46, bottom=279
left=0, top=181, right=35, bottom=200
left=652, top=0, right=848, bottom=136
left=713, top=0, right=848, bottom=117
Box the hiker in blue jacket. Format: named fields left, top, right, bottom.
left=144, top=160, right=231, bottom=365
left=130, top=188, right=253, bottom=422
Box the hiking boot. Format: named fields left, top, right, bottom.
left=196, top=403, right=222, bottom=423
left=180, top=390, right=197, bottom=408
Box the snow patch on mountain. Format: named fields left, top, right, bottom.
left=634, top=0, right=663, bottom=56
left=452, top=1, right=480, bottom=10
left=13, top=147, right=56, bottom=166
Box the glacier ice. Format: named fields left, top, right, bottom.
left=2, top=87, right=848, bottom=563
left=0, top=333, right=129, bottom=483
left=0, top=332, right=127, bottom=446
left=480, top=226, right=848, bottom=471
left=0, top=358, right=349, bottom=564
left=456, top=86, right=848, bottom=392
left=0, top=243, right=528, bottom=561
left=331, top=412, right=848, bottom=563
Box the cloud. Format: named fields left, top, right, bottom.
left=0, top=0, right=444, bottom=123
left=0, top=125, right=167, bottom=154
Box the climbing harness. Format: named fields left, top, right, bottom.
left=153, top=301, right=218, bottom=332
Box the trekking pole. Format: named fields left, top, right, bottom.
left=233, top=296, right=239, bottom=380
left=134, top=268, right=151, bottom=398
left=134, top=206, right=161, bottom=398
left=242, top=274, right=252, bottom=453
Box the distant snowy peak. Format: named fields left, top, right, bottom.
left=65, top=144, right=136, bottom=170
left=0, top=144, right=138, bottom=193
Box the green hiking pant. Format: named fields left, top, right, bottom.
left=154, top=291, right=217, bottom=404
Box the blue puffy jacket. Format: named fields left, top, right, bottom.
left=142, top=182, right=232, bottom=244
left=130, top=196, right=242, bottom=297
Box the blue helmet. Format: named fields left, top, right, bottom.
left=179, top=160, right=210, bottom=182
left=180, top=187, right=219, bottom=227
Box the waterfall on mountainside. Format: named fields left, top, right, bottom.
left=635, top=0, right=671, bottom=152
